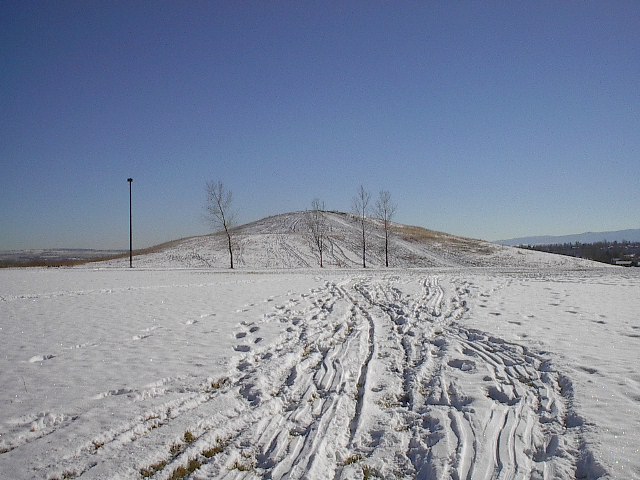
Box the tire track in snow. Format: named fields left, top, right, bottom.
left=136, top=280, right=371, bottom=479
left=337, top=275, right=600, bottom=480
left=19, top=285, right=348, bottom=479
left=24, top=375, right=239, bottom=479
left=12, top=275, right=604, bottom=479
left=342, top=282, right=376, bottom=447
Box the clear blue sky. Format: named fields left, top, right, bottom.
left=2, top=1, right=639, bottom=249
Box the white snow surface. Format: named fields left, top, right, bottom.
left=1, top=212, right=638, bottom=479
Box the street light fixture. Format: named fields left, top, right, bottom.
left=127, top=178, right=133, bottom=268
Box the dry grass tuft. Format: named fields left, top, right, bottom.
left=168, top=458, right=201, bottom=480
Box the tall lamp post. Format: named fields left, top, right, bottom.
left=127, top=178, right=133, bottom=268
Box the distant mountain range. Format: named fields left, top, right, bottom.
left=497, top=229, right=640, bottom=246
left=0, top=249, right=125, bottom=267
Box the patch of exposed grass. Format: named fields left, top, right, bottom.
left=362, top=464, right=381, bottom=479
left=91, top=440, right=105, bottom=452
left=168, top=458, right=201, bottom=480
left=169, top=442, right=183, bottom=456
left=228, top=450, right=256, bottom=472
left=209, top=377, right=230, bottom=391
left=140, top=460, right=168, bottom=478
left=202, top=439, right=228, bottom=458
left=301, top=344, right=315, bottom=359
left=140, top=435, right=227, bottom=478
left=397, top=224, right=496, bottom=255
left=49, top=471, right=79, bottom=480
left=307, top=390, right=321, bottom=404
left=377, top=394, right=401, bottom=409
left=398, top=225, right=444, bottom=242
left=183, top=431, right=196, bottom=444
left=229, top=459, right=255, bottom=472
left=342, top=453, right=363, bottom=466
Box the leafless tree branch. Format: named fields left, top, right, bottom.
left=307, top=198, right=328, bottom=267
left=375, top=190, right=397, bottom=267
left=352, top=185, right=371, bottom=268
left=205, top=180, right=236, bottom=269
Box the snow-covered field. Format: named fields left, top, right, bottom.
left=1, top=214, right=639, bottom=479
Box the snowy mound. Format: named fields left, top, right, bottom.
left=102, top=211, right=600, bottom=269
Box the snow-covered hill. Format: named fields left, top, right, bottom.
left=101, top=211, right=600, bottom=270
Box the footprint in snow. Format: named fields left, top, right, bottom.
left=132, top=334, right=151, bottom=341
left=29, top=354, right=55, bottom=363
left=93, top=388, right=135, bottom=399
left=448, top=358, right=476, bottom=372
left=23, top=412, right=67, bottom=432
left=233, top=323, right=262, bottom=351
left=578, top=366, right=599, bottom=375
left=486, top=385, right=519, bottom=406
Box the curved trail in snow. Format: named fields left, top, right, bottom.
left=5, top=275, right=602, bottom=479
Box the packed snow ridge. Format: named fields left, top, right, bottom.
left=1, top=212, right=638, bottom=479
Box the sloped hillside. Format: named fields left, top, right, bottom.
left=101, top=211, right=601, bottom=269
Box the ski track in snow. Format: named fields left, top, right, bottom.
left=0, top=274, right=605, bottom=479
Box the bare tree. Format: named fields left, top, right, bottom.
left=375, top=190, right=397, bottom=267
left=307, top=198, right=327, bottom=267
left=205, top=180, right=236, bottom=269
left=352, top=185, right=371, bottom=268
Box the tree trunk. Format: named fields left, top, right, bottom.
left=385, top=229, right=389, bottom=267
left=225, top=227, right=233, bottom=269
left=362, top=225, right=366, bottom=268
